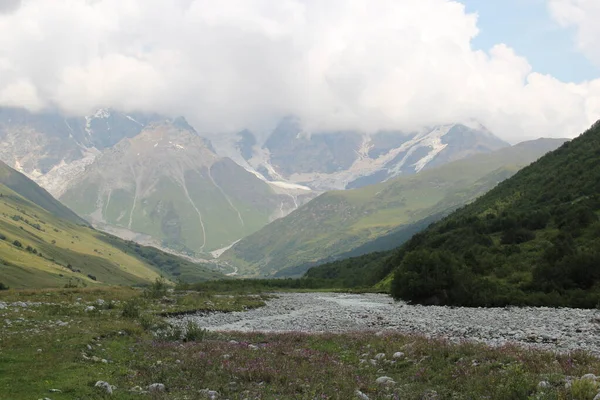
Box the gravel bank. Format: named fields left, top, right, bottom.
left=172, top=292, right=600, bottom=354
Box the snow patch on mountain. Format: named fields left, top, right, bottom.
left=30, top=148, right=100, bottom=197
left=387, top=125, right=451, bottom=177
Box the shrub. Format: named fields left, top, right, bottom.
left=122, top=299, right=141, bottom=319
left=64, top=279, right=79, bottom=289
left=87, top=274, right=97, bottom=281
left=139, top=314, right=158, bottom=331
left=183, top=320, right=207, bottom=342
left=144, top=277, right=169, bottom=299
left=0, top=282, right=9, bottom=291
left=12, top=240, right=22, bottom=248
left=570, top=378, right=599, bottom=400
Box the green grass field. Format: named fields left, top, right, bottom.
left=2, top=286, right=600, bottom=399
left=0, top=183, right=223, bottom=289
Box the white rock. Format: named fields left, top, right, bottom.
left=582, top=373, right=597, bottom=381
left=375, top=376, right=395, bottom=385
left=85, top=306, right=95, bottom=312
left=537, top=381, right=551, bottom=389
left=199, top=388, right=220, bottom=399
left=355, top=389, right=370, bottom=400
left=374, top=353, right=386, bottom=360
left=94, top=381, right=114, bottom=394
left=392, top=352, right=405, bottom=359
left=148, top=383, right=166, bottom=392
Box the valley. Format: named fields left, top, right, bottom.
left=2, top=2, right=600, bottom=398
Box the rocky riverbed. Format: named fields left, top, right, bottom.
left=172, top=292, right=600, bottom=354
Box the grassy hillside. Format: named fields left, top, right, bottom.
left=388, top=121, right=600, bottom=308
left=0, top=160, right=87, bottom=225
left=223, top=139, right=566, bottom=277
left=0, top=182, right=222, bottom=289
left=60, top=124, right=303, bottom=255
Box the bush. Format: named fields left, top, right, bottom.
left=139, top=314, right=159, bottom=331
left=12, top=240, right=22, bottom=248
left=501, top=228, right=535, bottom=245
left=183, top=320, right=207, bottom=342
left=0, top=282, right=9, bottom=291
left=0, top=232, right=6, bottom=240
left=122, top=299, right=141, bottom=319
left=144, top=277, right=169, bottom=299
left=392, top=249, right=460, bottom=304
left=87, top=274, right=97, bottom=281
left=569, top=378, right=599, bottom=400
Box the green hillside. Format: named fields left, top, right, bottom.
left=59, top=124, right=303, bottom=256
left=0, top=171, right=223, bottom=289
left=388, top=121, right=600, bottom=308
left=223, top=139, right=566, bottom=277
left=0, top=160, right=87, bottom=225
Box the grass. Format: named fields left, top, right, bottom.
left=0, top=184, right=223, bottom=288
left=2, top=286, right=600, bottom=399
left=223, top=140, right=565, bottom=277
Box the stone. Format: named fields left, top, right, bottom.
left=537, top=381, right=551, bottom=389
left=85, top=306, right=95, bottom=312
left=392, top=351, right=405, bottom=359
left=374, top=353, right=386, bottom=360
left=248, top=344, right=258, bottom=350
left=48, top=389, right=62, bottom=393
left=94, top=381, right=114, bottom=394
left=375, top=376, right=395, bottom=385
left=581, top=373, right=597, bottom=381
left=199, top=388, right=220, bottom=399
left=148, top=383, right=166, bottom=392
left=355, top=389, right=370, bottom=400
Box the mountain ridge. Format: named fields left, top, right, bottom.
left=222, top=138, right=566, bottom=277
left=0, top=162, right=223, bottom=288
left=386, top=121, right=600, bottom=307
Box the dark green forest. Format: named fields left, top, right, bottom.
left=387, top=120, right=600, bottom=307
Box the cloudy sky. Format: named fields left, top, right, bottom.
left=0, top=0, right=599, bottom=142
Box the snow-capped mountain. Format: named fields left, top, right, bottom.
left=213, top=117, right=509, bottom=191
left=0, top=107, right=161, bottom=196
left=58, top=120, right=313, bottom=256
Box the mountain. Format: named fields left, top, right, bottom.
left=216, top=117, right=509, bottom=191
left=0, top=107, right=161, bottom=197
left=0, top=163, right=223, bottom=289
left=0, top=160, right=87, bottom=225
left=59, top=121, right=311, bottom=256
left=387, top=121, right=600, bottom=308
left=221, top=138, right=566, bottom=277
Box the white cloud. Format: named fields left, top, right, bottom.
left=548, top=0, right=600, bottom=66
left=0, top=0, right=598, bottom=142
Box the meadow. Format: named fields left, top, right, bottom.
left=2, top=283, right=600, bottom=399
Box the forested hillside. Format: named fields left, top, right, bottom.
left=389, top=121, right=600, bottom=307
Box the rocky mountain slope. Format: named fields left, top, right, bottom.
left=222, top=138, right=566, bottom=277
left=0, top=160, right=87, bottom=226
left=215, top=117, right=509, bottom=191
left=59, top=121, right=310, bottom=256
left=0, top=162, right=223, bottom=288
left=0, top=107, right=161, bottom=197
left=387, top=120, right=600, bottom=307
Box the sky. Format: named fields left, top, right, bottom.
left=0, top=0, right=599, bottom=143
